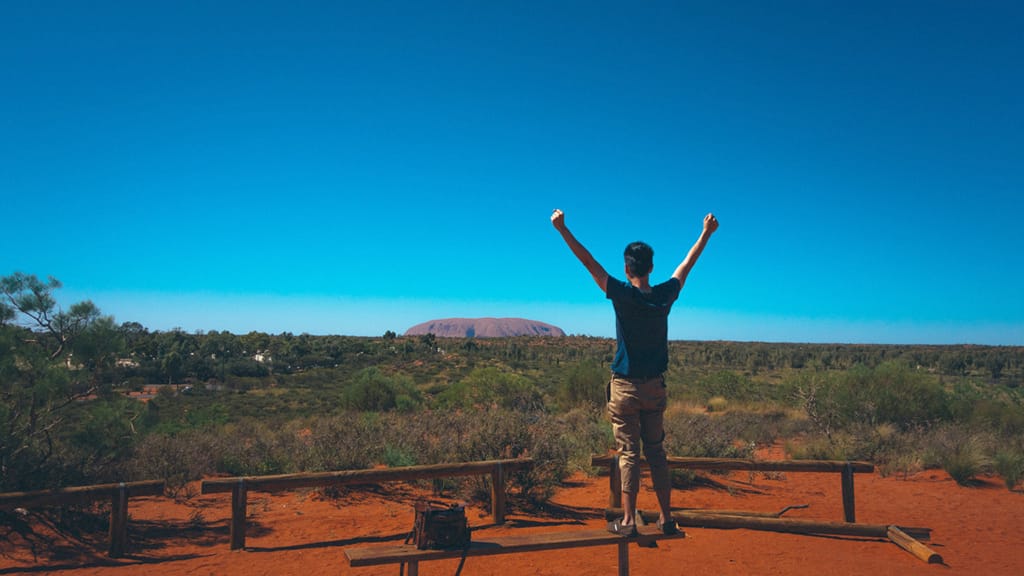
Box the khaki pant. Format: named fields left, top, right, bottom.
left=608, top=375, right=670, bottom=495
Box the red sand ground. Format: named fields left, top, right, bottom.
left=3, top=450, right=1022, bottom=575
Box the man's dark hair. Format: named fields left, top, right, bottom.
left=624, top=241, right=654, bottom=278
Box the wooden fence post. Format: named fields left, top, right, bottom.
left=491, top=462, right=506, bottom=524
left=617, top=539, right=630, bottom=576
left=108, top=483, right=128, bottom=558
left=231, top=478, right=247, bottom=550
left=609, top=455, right=622, bottom=509
left=841, top=462, right=856, bottom=523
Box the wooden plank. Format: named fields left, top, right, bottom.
left=202, top=458, right=533, bottom=494
left=606, top=508, right=931, bottom=541
left=592, top=455, right=874, bottom=474
left=0, top=480, right=165, bottom=509
left=888, top=526, right=943, bottom=564
left=345, top=526, right=685, bottom=567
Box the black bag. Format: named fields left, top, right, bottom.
left=412, top=500, right=471, bottom=550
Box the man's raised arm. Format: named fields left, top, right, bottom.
left=551, top=209, right=609, bottom=293
left=672, top=213, right=719, bottom=289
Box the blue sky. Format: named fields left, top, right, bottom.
left=2, top=1, right=1022, bottom=344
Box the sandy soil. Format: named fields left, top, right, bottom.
left=3, top=450, right=1022, bottom=575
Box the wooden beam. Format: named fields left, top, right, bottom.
left=0, top=480, right=165, bottom=509
left=592, top=455, right=874, bottom=474
left=202, top=458, right=533, bottom=494
left=606, top=508, right=932, bottom=541
left=346, top=526, right=685, bottom=567
left=888, top=526, right=943, bottom=564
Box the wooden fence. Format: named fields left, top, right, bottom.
left=0, top=480, right=166, bottom=557
left=201, top=458, right=533, bottom=550
left=592, top=455, right=874, bottom=522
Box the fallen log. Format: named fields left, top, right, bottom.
left=888, top=526, right=943, bottom=564
left=606, top=508, right=931, bottom=541
left=676, top=504, right=809, bottom=518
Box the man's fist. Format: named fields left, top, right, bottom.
left=551, top=208, right=566, bottom=230
left=704, top=213, right=719, bottom=234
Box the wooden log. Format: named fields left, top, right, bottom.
left=108, top=483, right=128, bottom=558
left=592, top=455, right=874, bottom=473
left=888, top=526, right=943, bottom=564
left=661, top=505, right=809, bottom=518
left=605, top=508, right=931, bottom=541
left=201, top=458, right=533, bottom=494
left=0, top=480, right=165, bottom=509
left=492, top=463, right=506, bottom=524
left=841, top=462, right=856, bottom=522
left=230, top=479, right=247, bottom=550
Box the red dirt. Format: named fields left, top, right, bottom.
left=3, top=451, right=1022, bottom=575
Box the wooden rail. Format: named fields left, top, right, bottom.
left=592, top=455, right=874, bottom=522
left=346, top=525, right=686, bottom=576
left=0, top=480, right=165, bottom=558
left=201, top=458, right=533, bottom=550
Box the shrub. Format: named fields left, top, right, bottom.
left=555, top=361, right=607, bottom=410
left=663, top=412, right=755, bottom=460
left=706, top=396, right=728, bottom=412
left=435, top=367, right=543, bottom=411
left=297, top=414, right=382, bottom=471
left=792, top=362, right=950, bottom=435
left=129, top=430, right=220, bottom=492
left=993, top=444, right=1024, bottom=490
left=340, top=367, right=421, bottom=412
left=922, top=425, right=992, bottom=486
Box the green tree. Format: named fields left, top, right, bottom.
left=0, top=273, right=128, bottom=490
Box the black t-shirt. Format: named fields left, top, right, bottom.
left=606, top=276, right=681, bottom=377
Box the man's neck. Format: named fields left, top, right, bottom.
left=628, top=276, right=652, bottom=293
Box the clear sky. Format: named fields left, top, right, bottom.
left=3, top=1, right=1022, bottom=345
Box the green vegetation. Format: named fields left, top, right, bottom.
left=3, top=272, right=1024, bottom=507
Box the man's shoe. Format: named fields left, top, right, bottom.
left=657, top=518, right=679, bottom=535
left=607, top=519, right=638, bottom=537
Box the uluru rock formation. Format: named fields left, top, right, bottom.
left=405, top=317, right=565, bottom=338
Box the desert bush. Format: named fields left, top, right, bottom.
left=129, top=430, right=221, bottom=492
left=381, top=444, right=417, bottom=468
left=370, top=407, right=605, bottom=507
left=706, top=396, right=728, bottom=412
left=216, top=420, right=303, bottom=476
left=555, top=361, right=606, bottom=410
left=790, top=422, right=917, bottom=464
left=992, top=438, right=1024, bottom=490
left=435, top=367, right=543, bottom=411
left=922, top=425, right=993, bottom=486
left=296, top=413, right=382, bottom=471
left=716, top=408, right=809, bottom=446
left=663, top=412, right=755, bottom=460
left=793, top=362, right=950, bottom=436
left=340, top=367, right=421, bottom=412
